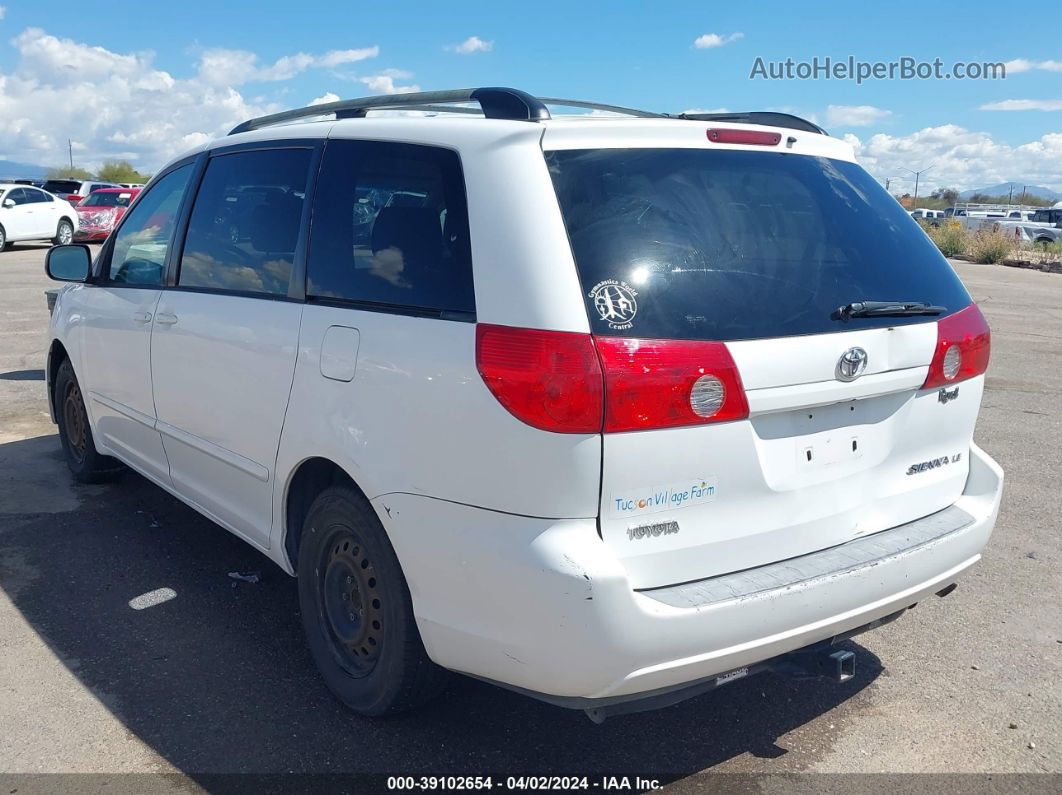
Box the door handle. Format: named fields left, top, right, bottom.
left=155, top=312, right=179, bottom=326
left=132, top=311, right=153, bottom=324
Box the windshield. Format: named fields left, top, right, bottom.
left=80, top=191, right=134, bottom=208
left=546, top=148, right=972, bottom=341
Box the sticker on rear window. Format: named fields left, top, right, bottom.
left=589, top=279, right=638, bottom=330
left=610, top=478, right=717, bottom=518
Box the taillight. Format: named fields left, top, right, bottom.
left=476, top=324, right=603, bottom=433
left=594, top=337, right=749, bottom=432
left=706, top=128, right=781, bottom=146
left=922, top=304, right=991, bottom=389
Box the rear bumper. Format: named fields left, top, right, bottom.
left=373, top=443, right=1003, bottom=704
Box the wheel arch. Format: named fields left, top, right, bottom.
left=46, top=338, right=70, bottom=423
left=282, top=456, right=374, bottom=573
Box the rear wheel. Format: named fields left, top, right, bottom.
left=0, top=224, right=7, bottom=250
left=54, top=359, right=124, bottom=482
left=54, top=219, right=74, bottom=246
left=297, top=484, right=448, bottom=715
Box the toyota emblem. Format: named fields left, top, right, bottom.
left=837, top=347, right=869, bottom=381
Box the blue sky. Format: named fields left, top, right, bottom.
left=1, top=0, right=1060, bottom=190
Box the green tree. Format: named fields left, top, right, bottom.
left=931, top=187, right=960, bottom=206
left=97, top=160, right=151, bottom=185
left=46, top=166, right=94, bottom=180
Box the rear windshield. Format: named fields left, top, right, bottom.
left=42, top=180, right=81, bottom=194
left=80, top=191, right=133, bottom=207
left=546, top=148, right=971, bottom=341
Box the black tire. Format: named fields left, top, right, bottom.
left=54, top=219, right=74, bottom=246
left=297, top=484, right=448, bottom=715
left=0, top=224, right=7, bottom=250
left=54, top=359, right=124, bottom=483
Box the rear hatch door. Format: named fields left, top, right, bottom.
left=547, top=142, right=985, bottom=589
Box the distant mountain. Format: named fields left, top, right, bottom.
left=958, top=182, right=1062, bottom=202
left=0, top=159, right=50, bottom=180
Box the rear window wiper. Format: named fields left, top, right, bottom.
left=834, top=300, right=947, bottom=320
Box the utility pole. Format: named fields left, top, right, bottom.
left=1020, top=185, right=1028, bottom=206
left=901, top=164, right=935, bottom=204
left=884, top=175, right=906, bottom=194
left=68, top=139, right=73, bottom=170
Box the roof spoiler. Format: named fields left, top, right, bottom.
left=677, top=111, right=828, bottom=135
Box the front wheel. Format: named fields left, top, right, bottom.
left=297, top=485, right=448, bottom=715
left=54, top=219, right=74, bottom=246
left=54, top=359, right=124, bottom=483
left=0, top=224, right=6, bottom=250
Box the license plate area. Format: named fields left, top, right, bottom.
left=798, top=430, right=863, bottom=468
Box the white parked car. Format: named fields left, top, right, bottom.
left=0, top=183, right=77, bottom=250
left=43, top=88, right=1004, bottom=721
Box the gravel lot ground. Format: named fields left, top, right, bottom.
left=0, top=243, right=1059, bottom=789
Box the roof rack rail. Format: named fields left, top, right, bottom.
left=228, top=87, right=665, bottom=135
left=677, top=111, right=828, bottom=135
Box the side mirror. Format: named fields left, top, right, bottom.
left=2, top=199, right=14, bottom=209
left=45, top=244, right=92, bottom=282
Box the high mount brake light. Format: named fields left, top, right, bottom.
left=706, top=128, right=782, bottom=146
left=922, top=304, right=991, bottom=389
left=477, top=327, right=751, bottom=434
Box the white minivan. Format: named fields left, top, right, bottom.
left=44, top=88, right=1003, bottom=721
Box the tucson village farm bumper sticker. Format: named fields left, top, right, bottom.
left=609, top=478, right=719, bottom=519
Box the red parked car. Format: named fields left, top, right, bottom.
left=73, top=188, right=140, bottom=241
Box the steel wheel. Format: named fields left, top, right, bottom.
left=316, top=525, right=385, bottom=677
left=62, top=380, right=88, bottom=464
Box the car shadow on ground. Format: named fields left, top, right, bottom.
left=0, top=434, right=884, bottom=780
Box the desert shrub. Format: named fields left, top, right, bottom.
left=1033, top=240, right=1062, bottom=258
left=968, top=227, right=1013, bottom=264
left=923, top=220, right=968, bottom=258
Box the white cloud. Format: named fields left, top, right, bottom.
left=450, top=36, right=493, bottom=55
left=682, top=107, right=730, bottom=114
left=0, top=6, right=6, bottom=21
left=693, top=32, right=743, bottom=49
left=317, top=47, right=380, bottom=68
left=0, top=28, right=385, bottom=172
left=825, top=104, right=893, bottom=127
left=846, top=124, right=1062, bottom=191
left=196, top=44, right=378, bottom=85
left=309, top=92, right=340, bottom=106
left=981, top=99, right=1062, bottom=112
left=1004, top=58, right=1062, bottom=75
left=359, top=70, right=419, bottom=94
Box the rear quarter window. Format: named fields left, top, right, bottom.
left=306, top=139, right=475, bottom=317
left=546, top=148, right=972, bottom=341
